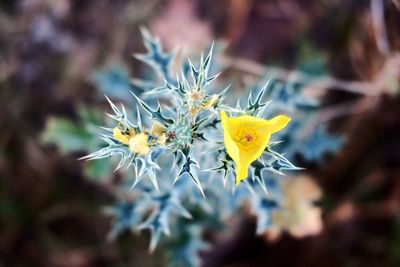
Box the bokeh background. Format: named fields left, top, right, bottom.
left=1, top=0, right=400, bottom=266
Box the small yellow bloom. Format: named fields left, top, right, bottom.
left=150, top=122, right=166, bottom=137
left=113, top=127, right=134, bottom=145
left=129, top=132, right=150, bottom=155
left=220, top=111, right=291, bottom=185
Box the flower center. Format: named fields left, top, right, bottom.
left=245, top=134, right=253, bottom=142
left=234, top=127, right=259, bottom=151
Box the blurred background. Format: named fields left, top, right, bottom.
left=1, top=0, right=400, bottom=266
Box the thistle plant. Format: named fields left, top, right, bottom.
left=42, top=28, right=342, bottom=267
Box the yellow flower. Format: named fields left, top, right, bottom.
left=220, top=111, right=291, bottom=185
left=129, top=132, right=150, bottom=155
left=113, top=127, right=134, bottom=145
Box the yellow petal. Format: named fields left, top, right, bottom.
left=113, top=127, right=130, bottom=145
left=221, top=111, right=239, bottom=163
left=262, top=115, right=291, bottom=134
left=236, top=158, right=251, bottom=184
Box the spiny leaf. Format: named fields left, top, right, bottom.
left=131, top=92, right=174, bottom=125
left=135, top=27, right=175, bottom=83
left=246, top=82, right=271, bottom=115
left=175, top=156, right=204, bottom=198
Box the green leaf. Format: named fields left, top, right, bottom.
left=41, top=117, right=94, bottom=154
left=77, top=105, right=103, bottom=125
left=83, top=158, right=113, bottom=181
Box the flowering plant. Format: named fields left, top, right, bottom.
left=43, top=28, right=341, bottom=266
left=81, top=27, right=299, bottom=257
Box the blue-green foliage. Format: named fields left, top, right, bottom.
left=263, top=80, right=342, bottom=161
left=91, top=64, right=134, bottom=101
